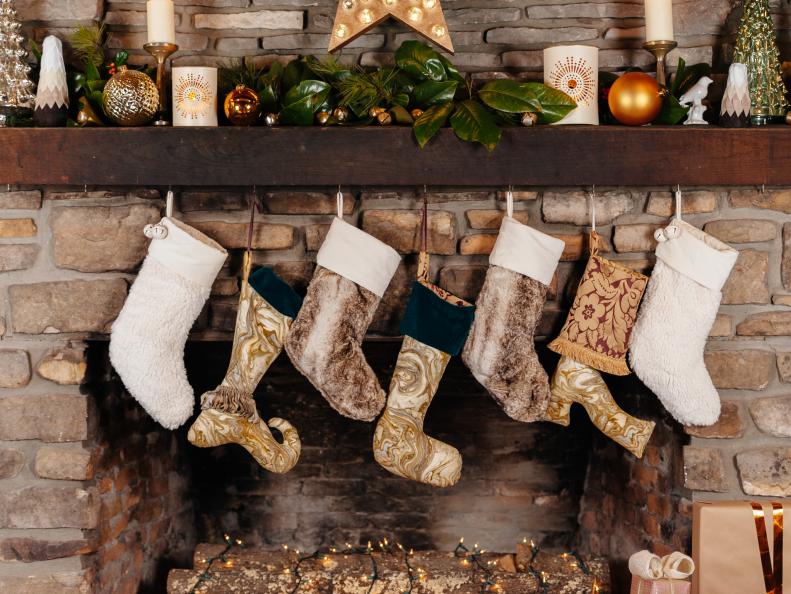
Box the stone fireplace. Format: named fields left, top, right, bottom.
left=1, top=185, right=788, bottom=593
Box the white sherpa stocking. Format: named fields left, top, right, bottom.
left=110, top=217, right=227, bottom=429
left=630, top=218, right=737, bottom=426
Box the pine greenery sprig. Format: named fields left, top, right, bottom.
left=70, top=23, right=105, bottom=70
left=337, top=67, right=400, bottom=116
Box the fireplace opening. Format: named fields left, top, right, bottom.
left=87, top=334, right=688, bottom=594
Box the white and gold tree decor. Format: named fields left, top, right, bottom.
left=0, top=0, right=35, bottom=125
left=329, top=0, right=453, bottom=54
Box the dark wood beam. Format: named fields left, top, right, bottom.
left=2, top=126, right=788, bottom=187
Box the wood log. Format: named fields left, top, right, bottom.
left=166, top=546, right=609, bottom=594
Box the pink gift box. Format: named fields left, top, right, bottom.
left=630, top=576, right=691, bottom=594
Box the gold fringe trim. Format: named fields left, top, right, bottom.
left=201, top=386, right=261, bottom=422
left=548, top=337, right=630, bottom=376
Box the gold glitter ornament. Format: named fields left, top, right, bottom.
left=264, top=112, right=279, bottom=127
left=101, top=66, right=159, bottom=126
left=410, top=108, right=424, bottom=119
left=223, top=84, right=261, bottom=126
left=316, top=110, right=331, bottom=125
left=521, top=112, right=538, bottom=126
left=376, top=111, right=392, bottom=125
left=332, top=105, right=350, bottom=123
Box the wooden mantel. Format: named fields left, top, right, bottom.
left=2, top=126, right=790, bottom=187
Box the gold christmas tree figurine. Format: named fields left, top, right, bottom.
left=0, top=0, right=35, bottom=126
left=733, top=0, right=788, bottom=124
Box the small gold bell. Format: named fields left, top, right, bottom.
left=316, top=111, right=331, bottom=125
left=786, top=112, right=791, bottom=125
left=410, top=108, right=424, bottom=119
left=333, top=106, right=350, bottom=123
left=521, top=112, right=538, bottom=126
left=369, top=106, right=386, bottom=118
left=264, top=112, right=279, bottom=127
left=376, top=111, right=393, bottom=126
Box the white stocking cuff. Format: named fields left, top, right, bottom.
left=316, top=217, right=401, bottom=298
left=490, top=216, right=564, bottom=286
left=148, top=217, right=227, bottom=289
left=656, top=219, right=737, bottom=291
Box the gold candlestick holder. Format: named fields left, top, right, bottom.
left=143, top=42, right=178, bottom=126
left=642, top=40, right=677, bottom=87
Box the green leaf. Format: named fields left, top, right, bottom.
left=412, top=80, right=457, bottom=108
left=522, top=82, right=576, bottom=124
left=675, top=63, right=712, bottom=97
left=670, top=58, right=686, bottom=96
left=282, top=59, right=308, bottom=92
left=653, top=93, right=689, bottom=125
left=29, top=40, right=41, bottom=63
left=114, top=51, right=128, bottom=67
left=395, top=40, right=447, bottom=82
left=478, top=80, right=541, bottom=113
left=259, top=84, right=279, bottom=113
left=449, top=100, right=501, bottom=151
left=393, top=92, right=410, bottom=107
left=390, top=104, right=413, bottom=125
left=279, top=80, right=330, bottom=125
left=85, top=62, right=101, bottom=82
left=438, top=54, right=465, bottom=83
left=413, top=101, right=454, bottom=148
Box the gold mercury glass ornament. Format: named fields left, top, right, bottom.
left=102, top=66, right=159, bottom=126
left=224, top=84, right=262, bottom=126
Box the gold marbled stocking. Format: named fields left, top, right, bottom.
left=373, top=336, right=462, bottom=488
left=188, top=267, right=301, bottom=474
left=546, top=355, right=655, bottom=458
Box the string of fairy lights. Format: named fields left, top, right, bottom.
left=187, top=533, right=602, bottom=593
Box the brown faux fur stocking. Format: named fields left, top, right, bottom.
left=462, top=265, right=551, bottom=422
left=284, top=266, right=385, bottom=421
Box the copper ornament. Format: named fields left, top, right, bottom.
left=224, top=84, right=262, bottom=126
left=102, top=66, right=159, bottom=126
left=410, top=108, right=424, bottom=119
left=607, top=72, right=662, bottom=126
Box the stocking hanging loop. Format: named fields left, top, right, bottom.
left=588, top=187, right=600, bottom=255
left=336, top=186, right=344, bottom=218
left=506, top=185, right=514, bottom=218
left=165, top=189, right=174, bottom=218
left=418, top=193, right=430, bottom=282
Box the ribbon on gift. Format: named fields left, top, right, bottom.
left=751, top=502, right=784, bottom=594
left=629, top=550, right=695, bottom=594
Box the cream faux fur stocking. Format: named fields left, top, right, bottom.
left=284, top=215, right=400, bottom=421
left=462, top=215, right=565, bottom=422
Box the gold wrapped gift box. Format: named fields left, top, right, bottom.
left=693, top=500, right=789, bottom=594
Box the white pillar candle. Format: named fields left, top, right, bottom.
left=644, top=0, right=674, bottom=42
left=147, top=0, right=176, bottom=44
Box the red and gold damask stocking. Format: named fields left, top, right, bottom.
left=546, top=232, right=655, bottom=457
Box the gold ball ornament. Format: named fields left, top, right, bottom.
left=410, top=108, right=424, bottom=119
left=101, top=66, right=159, bottom=126
left=376, top=111, right=392, bottom=126
left=608, top=72, right=663, bottom=126
left=316, top=111, right=331, bottom=125
left=786, top=112, right=791, bottom=125
left=224, top=84, right=261, bottom=126
left=521, top=112, right=538, bottom=126
left=332, top=106, right=349, bottom=123
left=369, top=106, right=386, bottom=118
left=264, top=112, right=279, bottom=127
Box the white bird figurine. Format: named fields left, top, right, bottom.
left=679, top=76, right=713, bottom=125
